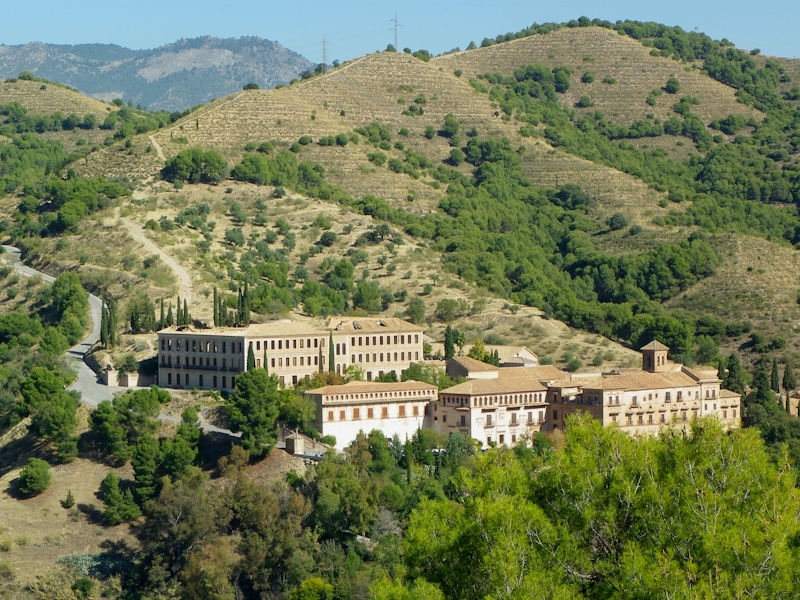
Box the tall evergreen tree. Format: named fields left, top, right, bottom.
left=783, top=362, right=797, bottom=392
left=213, top=287, right=219, bottom=327
left=107, top=299, right=117, bottom=348
left=166, top=304, right=174, bottom=327
left=183, top=298, right=189, bottom=326
left=100, top=301, right=108, bottom=347
left=242, top=282, right=250, bottom=325
left=159, top=298, right=165, bottom=330
left=771, top=357, right=780, bottom=393
left=247, top=343, right=256, bottom=371
left=787, top=391, right=793, bottom=415
left=723, top=353, right=747, bottom=395
left=176, top=296, right=182, bottom=327
left=444, top=325, right=456, bottom=360
left=263, top=346, right=268, bottom=374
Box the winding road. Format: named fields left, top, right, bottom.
left=1, top=245, right=235, bottom=437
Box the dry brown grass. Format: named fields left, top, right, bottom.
left=434, top=27, right=760, bottom=127
left=0, top=411, right=138, bottom=590
left=0, top=79, right=110, bottom=119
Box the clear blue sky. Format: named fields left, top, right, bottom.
left=1, top=0, right=798, bottom=61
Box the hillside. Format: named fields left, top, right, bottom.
left=4, top=20, right=800, bottom=374
left=436, top=27, right=759, bottom=129
left=0, top=36, right=313, bottom=111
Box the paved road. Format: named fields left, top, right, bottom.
left=1, top=245, right=238, bottom=437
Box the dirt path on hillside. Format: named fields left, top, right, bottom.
left=117, top=208, right=193, bottom=303
left=148, top=134, right=166, bottom=161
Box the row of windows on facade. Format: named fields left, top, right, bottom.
left=479, top=410, right=545, bottom=427
left=350, top=351, right=419, bottom=364
left=441, top=392, right=547, bottom=408
left=160, top=355, right=243, bottom=369
left=326, top=404, right=423, bottom=421
left=166, top=372, right=235, bottom=389
left=488, top=433, right=519, bottom=446
left=162, top=338, right=246, bottom=354
left=608, top=408, right=737, bottom=425
left=583, top=388, right=719, bottom=406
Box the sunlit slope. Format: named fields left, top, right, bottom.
left=435, top=27, right=759, bottom=128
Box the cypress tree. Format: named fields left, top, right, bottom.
left=107, top=300, right=117, bottom=348
left=247, top=343, right=256, bottom=370
left=243, top=282, right=250, bottom=325
left=100, top=302, right=108, bottom=347
left=176, top=296, right=182, bottom=327
left=723, top=354, right=746, bottom=395
left=183, top=299, right=189, bottom=326
left=166, top=304, right=174, bottom=327
left=213, top=288, right=219, bottom=327
left=444, top=325, right=455, bottom=359
left=787, top=391, right=792, bottom=415
left=159, top=298, right=165, bottom=330
left=771, top=357, right=780, bottom=393
left=329, top=331, right=335, bottom=372
left=263, top=346, right=268, bottom=374
left=783, top=362, right=797, bottom=392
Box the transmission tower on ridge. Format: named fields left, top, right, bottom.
left=322, top=35, right=328, bottom=68
left=390, top=13, right=401, bottom=51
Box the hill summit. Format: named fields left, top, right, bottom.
left=0, top=36, right=313, bottom=111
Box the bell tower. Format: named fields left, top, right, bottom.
left=640, top=340, right=669, bottom=373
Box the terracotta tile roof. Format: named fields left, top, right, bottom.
left=578, top=370, right=698, bottom=392
left=719, top=389, right=741, bottom=399
left=681, top=366, right=722, bottom=383
left=305, top=380, right=437, bottom=396
left=449, top=356, right=499, bottom=372
left=158, top=325, right=247, bottom=338
left=441, top=377, right=548, bottom=396
left=246, top=321, right=324, bottom=337
left=640, top=340, right=670, bottom=351
left=485, top=345, right=539, bottom=362
left=325, top=317, right=423, bottom=333
left=498, top=365, right=567, bottom=381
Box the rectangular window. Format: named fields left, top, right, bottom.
left=339, top=410, right=345, bottom=421
left=381, top=407, right=389, bottom=418
left=552, top=410, right=558, bottom=420
left=380, top=336, right=384, bottom=345
left=368, top=408, right=374, bottom=419
left=486, top=414, right=493, bottom=427
left=460, top=414, right=466, bottom=426
left=638, top=415, right=643, bottom=424
left=413, top=406, right=419, bottom=416
left=399, top=406, right=406, bottom=417
left=256, top=341, right=260, bottom=350
left=665, top=391, right=671, bottom=402
left=511, top=413, right=517, bottom=425
left=271, top=358, right=276, bottom=368
left=353, top=408, right=360, bottom=420
left=328, top=411, right=334, bottom=422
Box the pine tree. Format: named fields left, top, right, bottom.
left=247, top=343, right=256, bottom=370
left=329, top=331, right=335, bottom=372
left=783, top=362, right=797, bottom=392
left=771, top=357, right=780, bottom=393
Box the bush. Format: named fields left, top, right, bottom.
left=664, top=77, right=681, bottom=94
left=18, top=458, right=51, bottom=496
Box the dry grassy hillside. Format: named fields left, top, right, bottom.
left=435, top=27, right=760, bottom=128
left=75, top=49, right=678, bottom=222
left=0, top=79, right=110, bottom=118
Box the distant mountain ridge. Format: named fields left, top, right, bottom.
left=0, top=36, right=313, bottom=111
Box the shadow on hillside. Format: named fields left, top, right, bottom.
left=77, top=502, right=105, bottom=526
left=0, top=431, right=52, bottom=480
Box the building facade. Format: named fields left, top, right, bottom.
left=433, top=340, right=741, bottom=449
left=304, top=380, right=438, bottom=450
left=157, top=317, right=424, bottom=392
